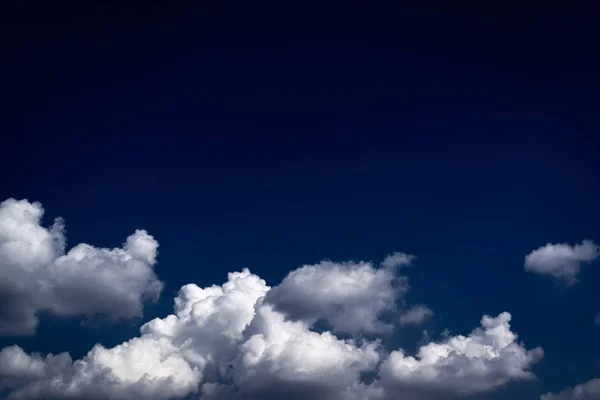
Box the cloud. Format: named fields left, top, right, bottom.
left=0, top=339, right=198, bottom=400
left=266, top=256, right=413, bottom=335
left=0, top=260, right=543, bottom=400
left=381, top=252, right=415, bottom=269
left=378, top=312, right=543, bottom=397
left=541, top=378, right=600, bottom=400
left=398, top=305, right=434, bottom=325
left=216, top=302, right=381, bottom=400
left=0, top=268, right=269, bottom=400
left=524, top=240, right=599, bottom=285
left=595, top=313, right=600, bottom=325
left=0, top=198, right=163, bottom=336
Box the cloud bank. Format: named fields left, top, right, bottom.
left=524, top=240, right=599, bottom=285
left=0, top=198, right=163, bottom=336
left=0, top=199, right=548, bottom=399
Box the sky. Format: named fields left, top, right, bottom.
left=1, top=2, right=600, bottom=399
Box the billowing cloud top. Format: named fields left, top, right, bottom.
left=0, top=198, right=164, bottom=336
left=524, top=240, right=599, bottom=285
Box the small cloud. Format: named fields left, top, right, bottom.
left=381, top=252, right=415, bottom=269
left=398, top=305, right=434, bottom=325
left=524, top=240, right=599, bottom=285
left=595, top=313, right=600, bottom=326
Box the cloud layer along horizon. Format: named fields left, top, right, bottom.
left=0, top=199, right=593, bottom=400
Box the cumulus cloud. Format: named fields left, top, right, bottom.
left=541, top=378, right=600, bottom=400
left=218, top=302, right=381, bottom=400
left=379, top=312, right=543, bottom=397
left=266, top=256, right=413, bottom=335
left=524, top=240, right=599, bottom=285
left=0, top=259, right=543, bottom=400
left=0, top=198, right=163, bottom=336
left=0, top=268, right=269, bottom=400
left=398, top=305, right=434, bottom=325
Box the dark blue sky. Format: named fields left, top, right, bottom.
left=2, top=2, right=599, bottom=399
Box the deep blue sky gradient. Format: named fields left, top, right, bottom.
left=2, top=2, right=600, bottom=398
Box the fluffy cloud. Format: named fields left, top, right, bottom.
left=266, top=256, right=412, bottom=335
left=524, top=240, right=599, bottom=285
left=0, top=268, right=269, bottom=400
left=0, top=198, right=163, bottom=336
left=541, top=378, right=600, bottom=400
left=0, top=345, right=72, bottom=391
left=379, top=312, right=543, bottom=397
left=0, top=205, right=545, bottom=400
left=0, top=259, right=543, bottom=400
left=214, top=302, right=381, bottom=400
left=398, top=305, right=434, bottom=325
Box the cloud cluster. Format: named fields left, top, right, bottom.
left=0, top=198, right=163, bottom=336
left=0, top=261, right=543, bottom=399
left=524, top=240, right=599, bottom=285
left=0, top=199, right=560, bottom=399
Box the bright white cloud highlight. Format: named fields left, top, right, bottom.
left=524, top=240, right=599, bottom=285
left=219, top=302, right=381, bottom=399
left=0, top=198, right=163, bottom=336
left=541, top=378, right=600, bottom=400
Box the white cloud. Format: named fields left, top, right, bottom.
left=379, top=312, right=543, bottom=397
left=1, top=268, right=270, bottom=400
left=0, top=338, right=198, bottom=400
left=0, top=257, right=544, bottom=400
left=0, top=345, right=72, bottom=391
left=541, top=378, right=600, bottom=400
left=398, top=305, right=434, bottom=325
left=381, top=252, right=415, bottom=269
left=524, top=240, right=599, bottom=285
left=266, top=255, right=413, bottom=335
left=0, top=198, right=163, bottom=336
left=217, top=302, right=381, bottom=400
